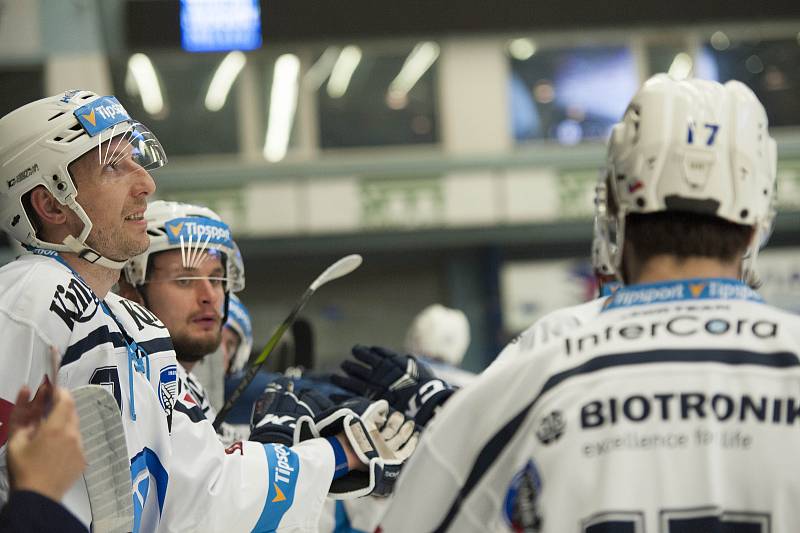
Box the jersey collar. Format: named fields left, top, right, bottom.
left=602, top=278, right=763, bottom=312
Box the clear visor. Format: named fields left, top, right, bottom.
left=145, top=247, right=238, bottom=292
left=101, top=121, right=167, bottom=171
left=69, top=121, right=167, bottom=180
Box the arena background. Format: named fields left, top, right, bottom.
left=1, top=1, right=798, bottom=396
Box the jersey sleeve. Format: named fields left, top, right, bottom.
left=379, top=354, right=552, bottom=533
left=160, top=381, right=335, bottom=533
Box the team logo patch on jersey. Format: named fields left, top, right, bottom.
left=158, top=365, right=177, bottom=414
left=503, top=461, right=543, bottom=532
left=536, top=411, right=565, bottom=445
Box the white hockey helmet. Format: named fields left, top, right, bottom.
left=123, top=200, right=245, bottom=293
left=602, top=74, right=777, bottom=281
left=404, top=304, right=470, bottom=367
left=0, top=90, right=166, bottom=268
left=226, top=293, right=254, bottom=373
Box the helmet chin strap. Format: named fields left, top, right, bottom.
left=57, top=197, right=129, bottom=269
left=62, top=235, right=129, bottom=270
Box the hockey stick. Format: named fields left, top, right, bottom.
left=74, top=385, right=134, bottom=533
left=213, top=254, right=363, bottom=430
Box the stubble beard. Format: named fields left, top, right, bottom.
left=86, top=223, right=150, bottom=261
left=173, top=329, right=223, bottom=364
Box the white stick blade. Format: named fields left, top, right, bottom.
left=74, top=385, right=134, bottom=533
left=310, top=254, right=362, bottom=290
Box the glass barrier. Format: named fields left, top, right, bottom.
left=698, top=36, right=800, bottom=128
left=509, top=44, right=639, bottom=145
left=312, top=43, right=440, bottom=149
left=109, top=51, right=242, bottom=155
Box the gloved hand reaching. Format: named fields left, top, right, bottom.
left=332, top=345, right=455, bottom=426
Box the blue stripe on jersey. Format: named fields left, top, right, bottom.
left=253, top=444, right=300, bottom=532
left=432, top=348, right=800, bottom=532
left=137, top=336, right=174, bottom=355
left=174, top=397, right=207, bottom=423
left=62, top=326, right=127, bottom=366
left=130, top=447, right=169, bottom=533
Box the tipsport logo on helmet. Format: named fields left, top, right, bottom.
left=73, top=96, right=132, bottom=137
left=165, top=217, right=233, bottom=247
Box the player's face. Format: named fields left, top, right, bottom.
left=144, top=249, right=225, bottom=363
left=221, top=327, right=242, bottom=372
left=68, top=136, right=156, bottom=261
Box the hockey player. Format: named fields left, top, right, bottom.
left=223, top=293, right=253, bottom=376
left=0, top=91, right=405, bottom=533
left=378, top=75, right=798, bottom=532
left=118, top=200, right=244, bottom=424
left=404, top=304, right=476, bottom=387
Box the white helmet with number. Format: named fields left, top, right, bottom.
left=404, top=304, right=470, bottom=367
left=0, top=90, right=167, bottom=268
left=602, top=74, right=777, bottom=282
left=123, top=200, right=245, bottom=293
left=226, top=294, right=254, bottom=373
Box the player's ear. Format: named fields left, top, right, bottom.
left=28, top=185, right=68, bottom=225
left=117, top=276, right=146, bottom=306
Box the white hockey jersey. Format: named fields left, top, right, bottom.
left=0, top=253, right=333, bottom=533
left=380, top=278, right=800, bottom=532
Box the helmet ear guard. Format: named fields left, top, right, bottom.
left=603, top=74, right=778, bottom=284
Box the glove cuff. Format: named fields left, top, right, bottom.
left=407, top=381, right=455, bottom=427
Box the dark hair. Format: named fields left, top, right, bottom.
left=625, top=211, right=753, bottom=264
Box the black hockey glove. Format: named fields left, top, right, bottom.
left=249, top=378, right=319, bottom=446
left=332, top=344, right=455, bottom=426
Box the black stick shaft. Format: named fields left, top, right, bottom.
left=213, top=288, right=314, bottom=430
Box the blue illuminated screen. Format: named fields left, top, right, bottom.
left=180, top=0, right=262, bottom=53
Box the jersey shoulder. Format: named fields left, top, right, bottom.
left=490, top=297, right=608, bottom=371
left=0, top=254, right=85, bottom=337
left=105, top=291, right=173, bottom=349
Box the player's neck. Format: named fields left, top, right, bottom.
left=180, top=360, right=197, bottom=372
left=630, top=255, right=740, bottom=285
left=60, top=252, right=121, bottom=298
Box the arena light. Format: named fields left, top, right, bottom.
left=508, top=38, right=537, bottom=60
left=667, top=52, right=693, bottom=80
left=263, top=54, right=300, bottom=162
left=205, top=51, right=247, bottom=112
left=327, top=45, right=362, bottom=99
left=127, top=53, right=164, bottom=115
left=305, top=46, right=341, bottom=91
left=386, top=42, right=439, bottom=109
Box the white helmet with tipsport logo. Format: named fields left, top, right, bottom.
left=123, top=200, right=245, bottom=294
left=0, top=90, right=167, bottom=268
left=602, top=74, right=777, bottom=283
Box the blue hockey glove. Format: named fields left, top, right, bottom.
left=332, top=345, right=455, bottom=426
left=249, top=378, right=317, bottom=446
